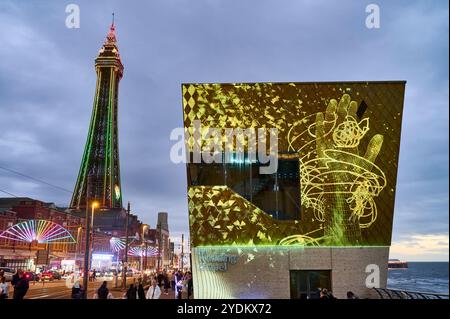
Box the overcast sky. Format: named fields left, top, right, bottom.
left=0, top=0, right=448, bottom=261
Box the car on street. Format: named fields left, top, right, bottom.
left=40, top=270, right=62, bottom=281
left=52, top=271, right=62, bottom=280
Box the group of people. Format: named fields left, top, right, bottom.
left=173, top=270, right=193, bottom=299
left=316, top=289, right=358, bottom=299
left=319, top=288, right=337, bottom=299
left=89, top=269, right=97, bottom=282
left=0, top=269, right=29, bottom=299
left=122, top=270, right=193, bottom=300
left=123, top=278, right=161, bottom=299
left=70, top=269, right=193, bottom=299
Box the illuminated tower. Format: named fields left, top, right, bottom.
left=70, top=21, right=123, bottom=210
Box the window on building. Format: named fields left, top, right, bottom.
left=188, top=151, right=301, bottom=221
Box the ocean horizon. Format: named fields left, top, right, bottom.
left=387, top=261, right=449, bottom=295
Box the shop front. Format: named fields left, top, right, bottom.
left=0, top=249, right=36, bottom=271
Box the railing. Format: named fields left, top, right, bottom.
left=373, top=288, right=449, bottom=299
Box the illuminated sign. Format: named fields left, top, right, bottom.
left=198, top=251, right=238, bottom=272
left=61, top=260, right=75, bottom=266
left=92, top=253, right=114, bottom=261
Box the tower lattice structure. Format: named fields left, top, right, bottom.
left=70, top=22, right=123, bottom=210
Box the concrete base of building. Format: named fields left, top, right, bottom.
left=192, top=246, right=389, bottom=299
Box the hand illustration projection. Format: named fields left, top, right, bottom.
left=286, top=94, right=386, bottom=246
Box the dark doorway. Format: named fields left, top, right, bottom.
left=290, top=270, right=332, bottom=299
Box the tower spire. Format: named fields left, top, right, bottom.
left=106, top=13, right=116, bottom=43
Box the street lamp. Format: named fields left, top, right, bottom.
left=91, top=202, right=98, bottom=229
left=74, top=226, right=82, bottom=272
left=181, top=233, right=184, bottom=271
left=157, top=222, right=162, bottom=272
left=141, top=224, right=149, bottom=272
left=82, top=200, right=98, bottom=298
left=122, top=202, right=131, bottom=290
left=89, top=201, right=99, bottom=270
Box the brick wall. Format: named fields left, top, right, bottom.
left=192, top=246, right=389, bottom=299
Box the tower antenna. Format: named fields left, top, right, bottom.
left=112, top=12, right=115, bottom=27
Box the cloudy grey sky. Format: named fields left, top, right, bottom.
left=0, top=0, right=448, bottom=260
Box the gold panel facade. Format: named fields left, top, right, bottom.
left=183, top=82, right=406, bottom=247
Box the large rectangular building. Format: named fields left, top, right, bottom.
left=182, top=81, right=406, bottom=298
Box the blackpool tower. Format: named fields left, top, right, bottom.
left=70, top=21, right=123, bottom=210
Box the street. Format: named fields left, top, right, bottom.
left=6, top=278, right=175, bottom=299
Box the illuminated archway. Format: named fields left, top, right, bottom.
left=128, top=245, right=158, bottom=257
left=109, top=236, right=137, bottom=252
left=0, top=219, right=76, bottom=244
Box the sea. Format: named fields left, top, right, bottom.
left=387, top=262, right=449, bottom=295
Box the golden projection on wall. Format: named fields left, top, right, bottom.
left=183, top=82, right=406, bottom=247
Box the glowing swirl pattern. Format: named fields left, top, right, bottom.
left=332, top=116, right=369, bottom=148
left=278, top=232, right=322, bottom=246
left=0, top=219, right=76, bottom=244
left=300, top=149, right=386, bottom=228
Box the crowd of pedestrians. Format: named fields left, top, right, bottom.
left=0, top=268, right=194, bottom=299
left=120, top=269, right=193, bottom=300
left=69, top=268, right=194, bottom=299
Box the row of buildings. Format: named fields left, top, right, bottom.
left=0, top=197, right=175, bottom=273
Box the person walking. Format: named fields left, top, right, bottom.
left=187, top=272, right=193, bottom=299
left=146, top=279, right=161, bottom=299
left=97, top=281, right=109, bottom=299
left=174, top=270, right=183, bottom=300
left=137, top=282, right=146, bottom=299
left=157, top=272, right=164, bottom=287
left=71, top=281, right=84, bottom=299
left=14, top=272, right=29, bottom=299
left=163, top=273, right=170, bottom=295
left=169, top=271, right=175, bottom=291
left=124, top=284, right=137, bottom=299
left=0, top=276, right=9, bottom=299
left=11, top=269, right=22, bottom=299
